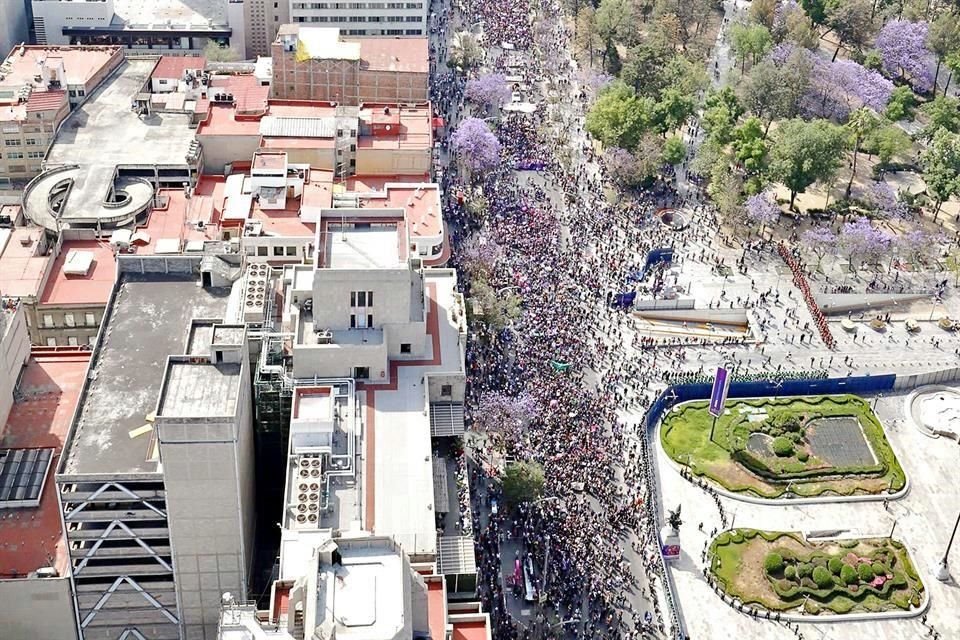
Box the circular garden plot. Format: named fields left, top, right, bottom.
left=709, top=529, right=926, bottom=617
left=660, top=395, right=906, bottom=499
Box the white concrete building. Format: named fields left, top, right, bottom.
left=0, top=0, right=30, bottom=58
left=0, top=298, right=30, bottom=429
left=31, top=0, right=246, bottom=53
left=289, top=0, right=427, bottom=37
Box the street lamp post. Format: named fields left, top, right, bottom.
left=935, top=509, right=960, bottom=582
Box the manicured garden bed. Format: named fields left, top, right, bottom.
left=659, top=395, right=906, bottom=498
left=709, top=529, right=925, bottom=615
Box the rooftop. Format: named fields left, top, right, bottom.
left=39, top=241, right=117, bottom=307
left=324, top=226, right=403, bottom=269
left=152, top=55, right=205, bottom=79
left=351, top=37, right=429, bottom=74
left=315, top=539, right=410, bottom=640
left=0, top=228, right=50, bottom=299
left=23, top=58, right=196, bottom=233
left=0, top=350, right=91, bottom=577
left=277, top=26, right=428, bottom=74
left=62, top=275, right=234, bottom=476
left=0, top=45, right=122, bottom=103
left=157, top=360, right=241, bottom=418
left=112, top=0, right=229, bottom=28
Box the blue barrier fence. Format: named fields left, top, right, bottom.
left=642, top=373, right=897, bottom=639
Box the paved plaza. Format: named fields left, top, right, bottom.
left=653, top=392, right=960, bottom=640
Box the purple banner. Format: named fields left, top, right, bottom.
left=708, top=367, right=730, bottom=417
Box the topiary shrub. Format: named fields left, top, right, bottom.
left=784, top=565, right=797, bottom=580
left=764, top=552, right=785, bottom=575
left=858, top=563, right=875, bottom=582
left=840, top=563, right=858, bottom=585
left=772, top=436, right=795, bottom=457
left=872, top=562, right=887, bottom=576
left=812, top=566, right=833, bottom=588
left=797, top=450, right=809, bottom=462
left=797, top=563, right=813, bottom=579
left=828, top=557, right=844, bottom=575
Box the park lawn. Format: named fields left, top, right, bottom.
left=709, top=529, right=925, bottom=615
left=659, top=395, right=906, bottom=499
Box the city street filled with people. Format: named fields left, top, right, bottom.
left=427, top=0, right=960, bottom=639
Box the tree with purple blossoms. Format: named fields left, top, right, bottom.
left=896, top=227, right=941, bottom=268
left=875, top=20, right=934, bottom=92
left=744, top=190, right=780, bottom=233
left=839, top=217, right=890, bottom=269
left=459, top=235, right=505, bottom=278
left=861, top=181, right=907, bottom=219
left=801, top=225, right=837, bottom=269
left=472, top=391, right=538, bottom=434
left=465, top=74, right=513, bottom=113
left=451, top=118, right=502, bottom=175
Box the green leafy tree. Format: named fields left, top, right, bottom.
left=708, top=162, right=744, bottom=219
left=864, top=124, right=912, bottom=174
left=943, top=50, right=960, bottom=98
left=927, top=9, right=960, bottom=92
left=921, top=129, right=960, bottom=215
left=801, top=0, right=828, bottom=24
left=921, top=95, right=960, bottom=140
left=732, top=117, right=769, bottom=175
left=946, top=247, right=960, bottom=285
left=825, top=0, right=876, bottom=61
left=501, top=461, right=545, bottom=505
left=662, top=136, right=687, bottom=165
left=769, top=118, right=846, bottom=209
left=204, top=40, right=241, bottom=62
left=585, top=83, right=655, bottom=150
left=884, top=85, right=917, bottom=121
left=449, top=31, right=483, bottom=70
left=845, top=107, right=881, bottom=196
left=750, top=0, right=777, bottom=28
left=690, top=137, right=725, bottom=177
left=575, top=7, right=602, bottom=68
left=595, top=0, right=636, bottom=55
left=730, top=23, right=773, bottom=75
left=702, top=88, right=743, bottom=144
left=654, top=88, right=696, bottom=134
left=621, top=42, right=672, bottom=96
left=471, top=278, right=521, bottom=329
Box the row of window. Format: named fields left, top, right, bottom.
left=246, top=245, right=300, bottom=257
left=42, top=312, right=97, bottom=328
left=4, top=138, right=41, bottom=146
left=295, top=15, right=421, bottom=22
left=293, top=2, right=423, bottom=9
left=46, top=335, right=96, bottom=347
left=67, top=89, right=86, bottom=98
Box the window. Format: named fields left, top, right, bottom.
left=84, top=312, right=95, bottom=326
left=67, top=336, right=78, bottom=346
left=285, top=246, right=297, bottom=256
left=353, top=366, right=370, bottom=379
left=45, top=337, right=57, bottom=347
left=441, top=384, right=452, bottom=396
left=4, top=139, right=18, bottom=146
left=158, top=79, right=168, bottom=85
left=25, top=138, right=38, bottom=145
left=400, top=343, right=411, bottom=354
left=42, top=314, right=54, bottom=327
left=64, top=313, right=75, bottom=327
left=27, top=151, right=43, bottom=159
left=273, top=246, right=284, bottom=256
left=257, top=246, right=268, bottom=256
left=6, top=152, right=23, bottom=159
left=77, top=89, right=84, bottom=97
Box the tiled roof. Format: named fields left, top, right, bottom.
left=25, top=89, right=67, bottom=113
left=152, top=55, right=205, bottom=79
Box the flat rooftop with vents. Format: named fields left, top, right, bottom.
left=62, top=275, right=234, bottom=476
left=22, top=58, right=196, bottom=233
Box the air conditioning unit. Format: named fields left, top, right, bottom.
left=316, top=329, right=332, bottom=344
